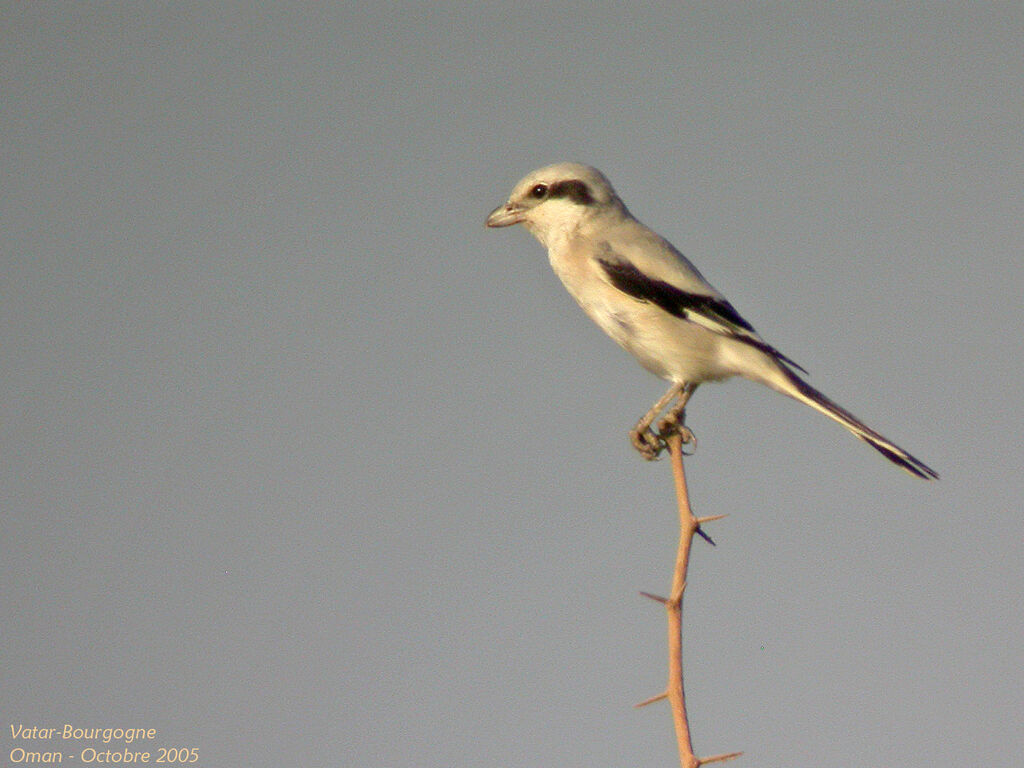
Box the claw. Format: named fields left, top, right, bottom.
left=656, top=416, right=697, bottom=456
left=630, top=426, right=665, bottom=460
left=678, top=427, right=697, bottom=455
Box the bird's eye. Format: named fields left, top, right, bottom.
left=530, top=184, right=548, bottom=199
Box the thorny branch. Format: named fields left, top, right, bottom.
left=636, top=389, right=741, bottom=768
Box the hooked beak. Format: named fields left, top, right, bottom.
left=486, top=202, right=524, bottom=228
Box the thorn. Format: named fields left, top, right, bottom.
left=695, top=525, right=716, bottom=546
left=634, top=691, right=668, bottom=708
left=696, top=513, right=729, bottom=525
left=693, top=514, right=728, bottom=546
left=639, top=591, right=667, bottom=604
left=698, top=751, right=744, bottom=766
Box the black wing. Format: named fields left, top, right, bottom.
left=598, top=257, right=808, bottom=374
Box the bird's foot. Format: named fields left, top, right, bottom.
left=656, top=411, right=697, bottom=455
left=630, top=425, right=666, bottom=461
left=630, top=382, right=698, bottom=461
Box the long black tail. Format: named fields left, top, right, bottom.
left=780, top=368, right=938, bottom=480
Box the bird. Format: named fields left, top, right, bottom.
left=485, top=162, right=937, bottom=479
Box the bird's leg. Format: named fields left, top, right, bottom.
left=630, top=382, right=686, bottom=460
left=657, top=383, right=698, bottom=455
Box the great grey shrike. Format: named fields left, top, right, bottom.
left=486, top=162, right=936, bottom=479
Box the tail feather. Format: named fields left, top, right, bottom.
left=779, top=368, right=938, bottom=480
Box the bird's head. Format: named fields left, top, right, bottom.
left=486, top=162, right=624, bottom=246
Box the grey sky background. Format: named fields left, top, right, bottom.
left=2, top=3, right=1021, bottom=767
